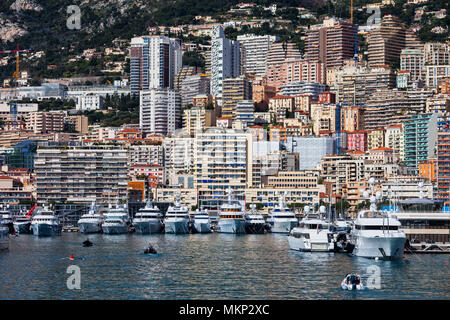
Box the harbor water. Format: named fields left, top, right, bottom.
left=0, top=233, right=448, bottom=300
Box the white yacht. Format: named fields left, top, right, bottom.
left=30, top=206, right=62, bottom=236
left=0, top=205, right=14, bottom=234
left=244, top=204, right=266, bottom=234
left=216, top=189, right=246, bottom=234
left=13, top=213, right=32, bottom=234
left=0, top=216, right=9, bottom=250
left=77, top=202, right=104, bottom=234
left=267, top=192, right=298, bottom=233
left=102, top=203, right=130, bottom=235
left=192, top=209, right=211, bottom=233
left=133, top=198, right=164, bottom=234
left=164, top=193, right=190, bottom=234
left=288, top=206, right=335, bottom=252
left=350, top=179, right=406, bottom=260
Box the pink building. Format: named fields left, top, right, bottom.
left=266, top=59, right=326, bottom=90
left=347, top=131, right=368, bottom=152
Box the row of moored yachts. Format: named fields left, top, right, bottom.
left=0, top=190, right=407, bottom=260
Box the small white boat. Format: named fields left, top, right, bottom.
left=341, top=274, right=365, bottom=290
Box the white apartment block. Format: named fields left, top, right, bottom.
left=194, top=127, right=253, bottom=209
left=237, top=34, right=278, bottom=77
left=139, top=88, right=181, bottom=136
left=76, top=94, right=103, bottom=111
left=210, top=25, right=240, bottom=104
left=128, top=144, right=164, bottom=166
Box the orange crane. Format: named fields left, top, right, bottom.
left=0, top=44, right=30, bottom=79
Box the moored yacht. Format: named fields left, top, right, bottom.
left=13, top=212, right=32, bottom=234
left=0, top=216, right=9, bottom=250
left=102, top=203, right=130, bottom=235
left=267, top=192, right=298, bottom=233
left=77, top=202, right=104, bottom=234
left=30, top=206, right=62, bottom=236
left=192, top=209, right=211, bottom=233
left=164, top=193, right=190, bottom=234
left=288, top=206, right=335, bottom=252
left=133, top=198, right=164, bottom=234
left=244, top=204, right=266, bottom=234
left=217, top=189, right=246, bottom=234
left=0, top=205, right=14, bottom=234
left=350, top=178, right=406, bottom=260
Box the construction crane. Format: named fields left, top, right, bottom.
left=0, top=44, right=30, bottom=79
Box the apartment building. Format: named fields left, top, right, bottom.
left=35, top=145, right=128, bottom=204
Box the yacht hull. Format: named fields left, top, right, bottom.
left=245, top=222, right=266, bottom=234
left=102, top=225, right=128, bottom=235
left=134, top=221, right=163, bottom=234
left=288, top=235, right=333, bottom=252
left=270, top=220, right=298, bottom=234
left=164, top=220, right=189, bottom=234
left=79, top=222, right=102, bottom=234
left=353, top=235, right=406, bottom=260
left=31, top=224, right=62, bottom=237
left=217, top=219, right=246, bottom=234
left=0, top=229, right=9, bottom=250
left=192, top=221, right=211, bottom=233
left=13, top=222, right=31, bottom=234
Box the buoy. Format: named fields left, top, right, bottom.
left=69, top=254, right=74, bottom=260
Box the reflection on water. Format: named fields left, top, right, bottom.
left=0, top=233, right=448, bottom=299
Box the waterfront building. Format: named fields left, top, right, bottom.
left=194, top=128, right=253, bottom=209
left=139, top=88, right=181, bottom=136
left=35, top=145, right=128, bottom=205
